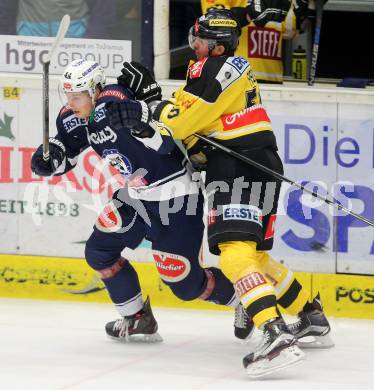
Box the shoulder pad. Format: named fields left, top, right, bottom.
left=58, top=105, right=73, bottom=118
left=225, top=56, right=250, bottom=74
left=187, top=56, right=230, bottom=81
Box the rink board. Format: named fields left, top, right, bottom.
left=0, top=254, right=373, bottom=319
left=1, top=76, right=374, bottom=275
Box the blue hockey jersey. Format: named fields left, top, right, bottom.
left=53, top=84, right=198, bottom=201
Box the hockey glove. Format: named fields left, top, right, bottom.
left=118, top=61, right=162, bottom=103
left=294, top=0, right=328, bottom=30
left=31, top=138, right=66, bottom=177
left=106, top=100, right=155, bottom=137
left=247, top=0, right=291, bottom=27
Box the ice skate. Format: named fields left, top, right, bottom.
left=105, top=297, right=163, bottom=343
left=289, top=294, right=334, bottom=349
left=243, top=317, right=305, bottom=378
left=234, top=303, right=255, bottom=340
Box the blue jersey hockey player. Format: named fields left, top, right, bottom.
left=31, top=59, right=240, bottom=342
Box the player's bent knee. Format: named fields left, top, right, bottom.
left=85, top=236, right=121, bottom=272
left=84, top=236, right=103, bottom=269
left=168, top=285, right=201, bottom=301
left=167, top=269, right=216, bottom=301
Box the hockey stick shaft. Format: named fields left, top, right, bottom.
left=42, top=61, right=50, bottom=161
left=194, top=133, right=374, bottom=228
left=308, top=0, right=324, bottom=86
left=42, top=14, right=70, bottom=161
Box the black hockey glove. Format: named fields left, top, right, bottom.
left=294, top=0, right=328, bottom=30
left=106, top=100, right=155, bottom=138
left=118, top=61, right=162, bottom=103
left=31, top=138, right=66, bottom=177
left=247, top=0, right=291, bottom=27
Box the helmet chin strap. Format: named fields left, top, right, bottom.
left=88, top=86, right=103, bottom=122
left=90, top=85, right=102, bottom=105
left=208, top=41, right=217, bottom=56
left=88, top=107, right=96, bottom=123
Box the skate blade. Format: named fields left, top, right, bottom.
left=298, top=334, right=334, bottom=349
left=246, top=345, right=305, bottom=379
left=108, top=332, right=163, bottom=343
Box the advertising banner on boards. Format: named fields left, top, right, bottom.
left=0, top=84, right=373, bottom=276
left=0, top=35, right=131, bottom=77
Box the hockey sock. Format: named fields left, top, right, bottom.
left=256, top=251, right=310, bottom=316
left=200, top=267, right=238, bottom=306
left=218, top=241, right=278, bottom=328
left=98, top=257, right=144, bottom=317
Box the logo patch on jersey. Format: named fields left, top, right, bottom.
left=102, top=148, right=132, bottom=177
left=98, top=89, right=127, bottom=101
left=226, top=56, right=249, bottom=73
left=215, top=58, right=248, bottom=91
left=208, top=208, right=217, bottom=226
left=264, top=214, right=276, bottom=240
left=89, top=126, right=117, bottom=144
left=189, top=58, right=208, bottom=79
left=248, top=26, right=281, bottom=60
left=95, top=201, right=122, bottom=233
left=221, top=106, right=270, bottom=131
left=222, top=204, right=262, bottom=226
left=93, top=102, right=106, bottom=123
left=153, top=251, right=191, bottom=283
left=62, top=114, right=87, bottom=132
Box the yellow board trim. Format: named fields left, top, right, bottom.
left=0, top=255, right=373, bottom=319
left=0, top=254, right=228, bottom=311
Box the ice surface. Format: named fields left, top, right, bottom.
left=1, top=298, right=373, bottom=390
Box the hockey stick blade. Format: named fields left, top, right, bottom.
left=44, top=14, right=70, bottom=64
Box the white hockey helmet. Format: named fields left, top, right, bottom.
left=61, top=59, right=106, bottom=97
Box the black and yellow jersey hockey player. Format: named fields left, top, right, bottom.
left=201, top=0, right=317, bottom=83
left=108, top=8, right=333, bottom=378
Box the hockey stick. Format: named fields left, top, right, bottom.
left=42, top=14, right=71, bottom=161
left=193, top=133, right=374, bottom=228
left=308, top=0, right=324, bottom=86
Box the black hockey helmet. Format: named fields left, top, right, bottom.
left=188, top=9, right=241, bottom=54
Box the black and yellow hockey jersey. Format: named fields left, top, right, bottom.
left=153, top=55, right=277, bottom=165
left=201, top=0, right=297, bottom=83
